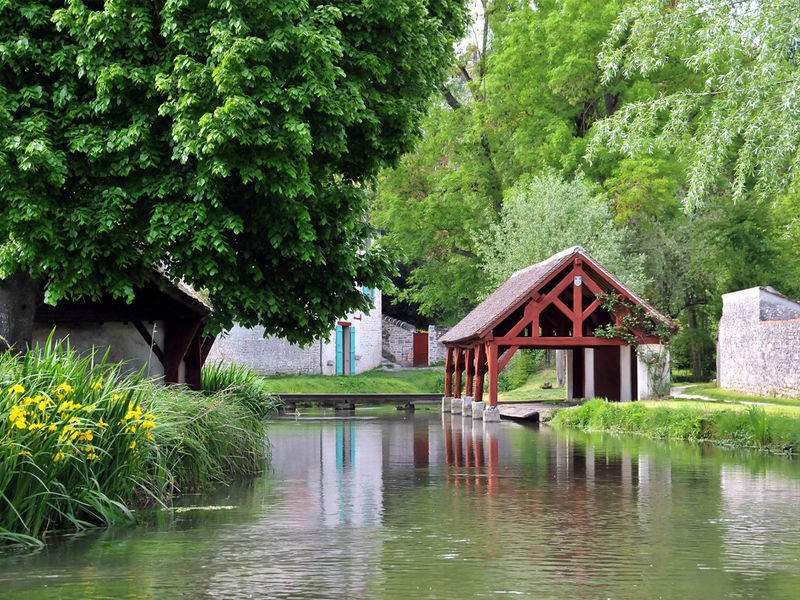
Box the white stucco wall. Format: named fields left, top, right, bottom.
left=209, top=289, right=383, bottom=376
left=32, top=321, right=166, bottom=379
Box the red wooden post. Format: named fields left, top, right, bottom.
left=464, top=347, right=474, bottom=397
left=444, top=346, right=453, bottom=397
left=572, top=258, right=584, bottom=337
left=474, top=344, right=485, bottom=404
left=453, top=347, right=463, bottom=398
left=487, top=342, right=498, bottom=407
left=163, top=319, right=201, bottom=385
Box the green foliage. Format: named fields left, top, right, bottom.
left=593, top=292, right=674, bottom=344
left=0, top=340, right=267, bottom=546
left=592, top=0, right=800, bottom=206
left=201, top=362, right=281, bottom=419
left=477, top=172, right=648, bottom=293
left=0, top=0, right=467, bottom=343
left=260, top=367, right=443, bottom=394
left=502, top=349, right=546, bottom=391
left=553, top=399, right=800, bottom=455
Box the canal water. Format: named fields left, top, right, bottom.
left=2, top=408, right=800, bottom=599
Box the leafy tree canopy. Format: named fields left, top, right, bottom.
left=591, top=0, right=800, bottom=206
left=0, top=0, right=467, bottom=344
left=476, top=172, right=648, bottom=294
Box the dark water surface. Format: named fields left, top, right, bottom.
left=2, top=408, right=800, bottom=599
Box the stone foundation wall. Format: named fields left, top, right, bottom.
left=428, top=325, right=450, bottom=365
left=382, top=315, right=415, bottom=366
left=718, top=287, right=800, bottom=398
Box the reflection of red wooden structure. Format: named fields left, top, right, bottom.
left=440, top=247, right=673, bottom=409
left=412, top=331, right=428, bottom=367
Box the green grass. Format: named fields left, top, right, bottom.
left=260, top=367, right=443, bottom=394
left=678, top=382, right=800, bottom=408
left=1, top=340, right=272, bottom=546
left=498, top=367, right=568, bottom=403
left=553, top=398, right=800, bottom=455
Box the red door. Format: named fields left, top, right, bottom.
left=412, top=332, right=429, bottom=367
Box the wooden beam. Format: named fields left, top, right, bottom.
left=444, top=346, right=453, bottom=397
left=133, top=320, right=165, bottom=365
left=487, top=343, right=498, bottom=407
left=474, top=344, right=485, bottom=403
left=572, top=260, right=583, bottom=337
left=464, top=347, right=475, bottom=397
left=163, top=319, right=201, bottom=384
left=498, top=345, right=520, bottom=372
left=183, top=329, right=204, bottom=391
left=552, top=296, right=574, bottom=322
left=582, top=297, right=602, bottom=321
left=453, top=347, right=463, bottom=399
left=495, top=335, right=628, bottom=347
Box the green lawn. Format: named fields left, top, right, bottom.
left=260, top=367, right=442, bottom=394
left=646, top=398, right=800, bottom=417
left=498, top=367, right=568, bottom=403
left=678, top=382, right=800, bottom=408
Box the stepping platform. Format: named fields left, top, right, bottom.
left=497, top=402, right=573, bottom=422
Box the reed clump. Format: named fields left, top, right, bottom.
left=553, top=398, right=800, bottom=455
left=1, top=339, right=273, bottom=546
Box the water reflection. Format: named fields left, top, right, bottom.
left=2, top=411, right=800, bottom=600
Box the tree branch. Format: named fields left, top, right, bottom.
left=441, top=85, right=462, bottom=110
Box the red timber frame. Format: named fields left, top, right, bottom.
left=444, top=254, right=664, bottom=408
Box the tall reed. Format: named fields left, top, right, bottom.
left=1, top=338, right=269, bottom=546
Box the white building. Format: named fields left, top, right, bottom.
left=208, top=287, right=383, bottom=376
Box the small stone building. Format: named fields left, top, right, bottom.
left=381, top=316, right=450, bottom=367
left=33, top=274, right=212, bottom=389
left=208, top=287, right=383, bottom=376
left=718, top=287, right=800, bottom=397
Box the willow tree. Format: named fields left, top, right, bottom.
left=591, top=0, right=800, bottom=206
left=0, top=0, right=467, bottom=349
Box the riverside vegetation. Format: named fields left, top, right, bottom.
left=0, top=339, right=279, bottom=547
left=554, top=398, right=800, bottom=455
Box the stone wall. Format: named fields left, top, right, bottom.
left=718, top=287, right=800, bottom=397
left=208, top=325, right=323, bottom=375
left=209, top=289, right=383, bottom=376
left=428, top=325, right=450, bottom=365
left=382, top=315, right=415, bottom=366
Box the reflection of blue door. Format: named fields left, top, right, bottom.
left=335, top=325, right=356, bottom=376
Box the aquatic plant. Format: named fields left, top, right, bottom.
left=1, top=339, right=268, bottom=546
left=201, top=362, right=281, bottom=419
left=553, top=399, right=800, bottom=455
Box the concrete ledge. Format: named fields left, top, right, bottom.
left=451, top=398, right=463, bottom=415
left=462, top=396, right=473, bottom=416
left=442, top=396, right=452, bottom=413
left=471, top=400, right=485, bottom=420
left=483, top=405, right=500, bottom=422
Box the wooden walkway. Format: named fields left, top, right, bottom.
left=278, top=393, right=441, bottom=409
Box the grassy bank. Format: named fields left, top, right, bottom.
left=553, top=398, right=800, bottom=455
left=498, top=367, right=567, bottom=403
left=1, top=343, right=279, bottom=546
left=679, top=383, right=800, bottom=408
left=261, top=367, right=443, bottom=394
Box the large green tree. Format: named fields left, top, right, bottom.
left=372, top=0, right=686, bottom=322
left=0, top=0, right=467, bottom=349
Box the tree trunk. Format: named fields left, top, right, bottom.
left=556, top=349, right=565, bottom=388
left=686, top=304, right=703, bottom=382
left=0, top=271, right=41, bottom=353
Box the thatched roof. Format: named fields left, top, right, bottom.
left=440, top=246, right=667, bottom=344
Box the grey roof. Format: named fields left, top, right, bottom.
left=439, top=246, right=667, bottom=344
